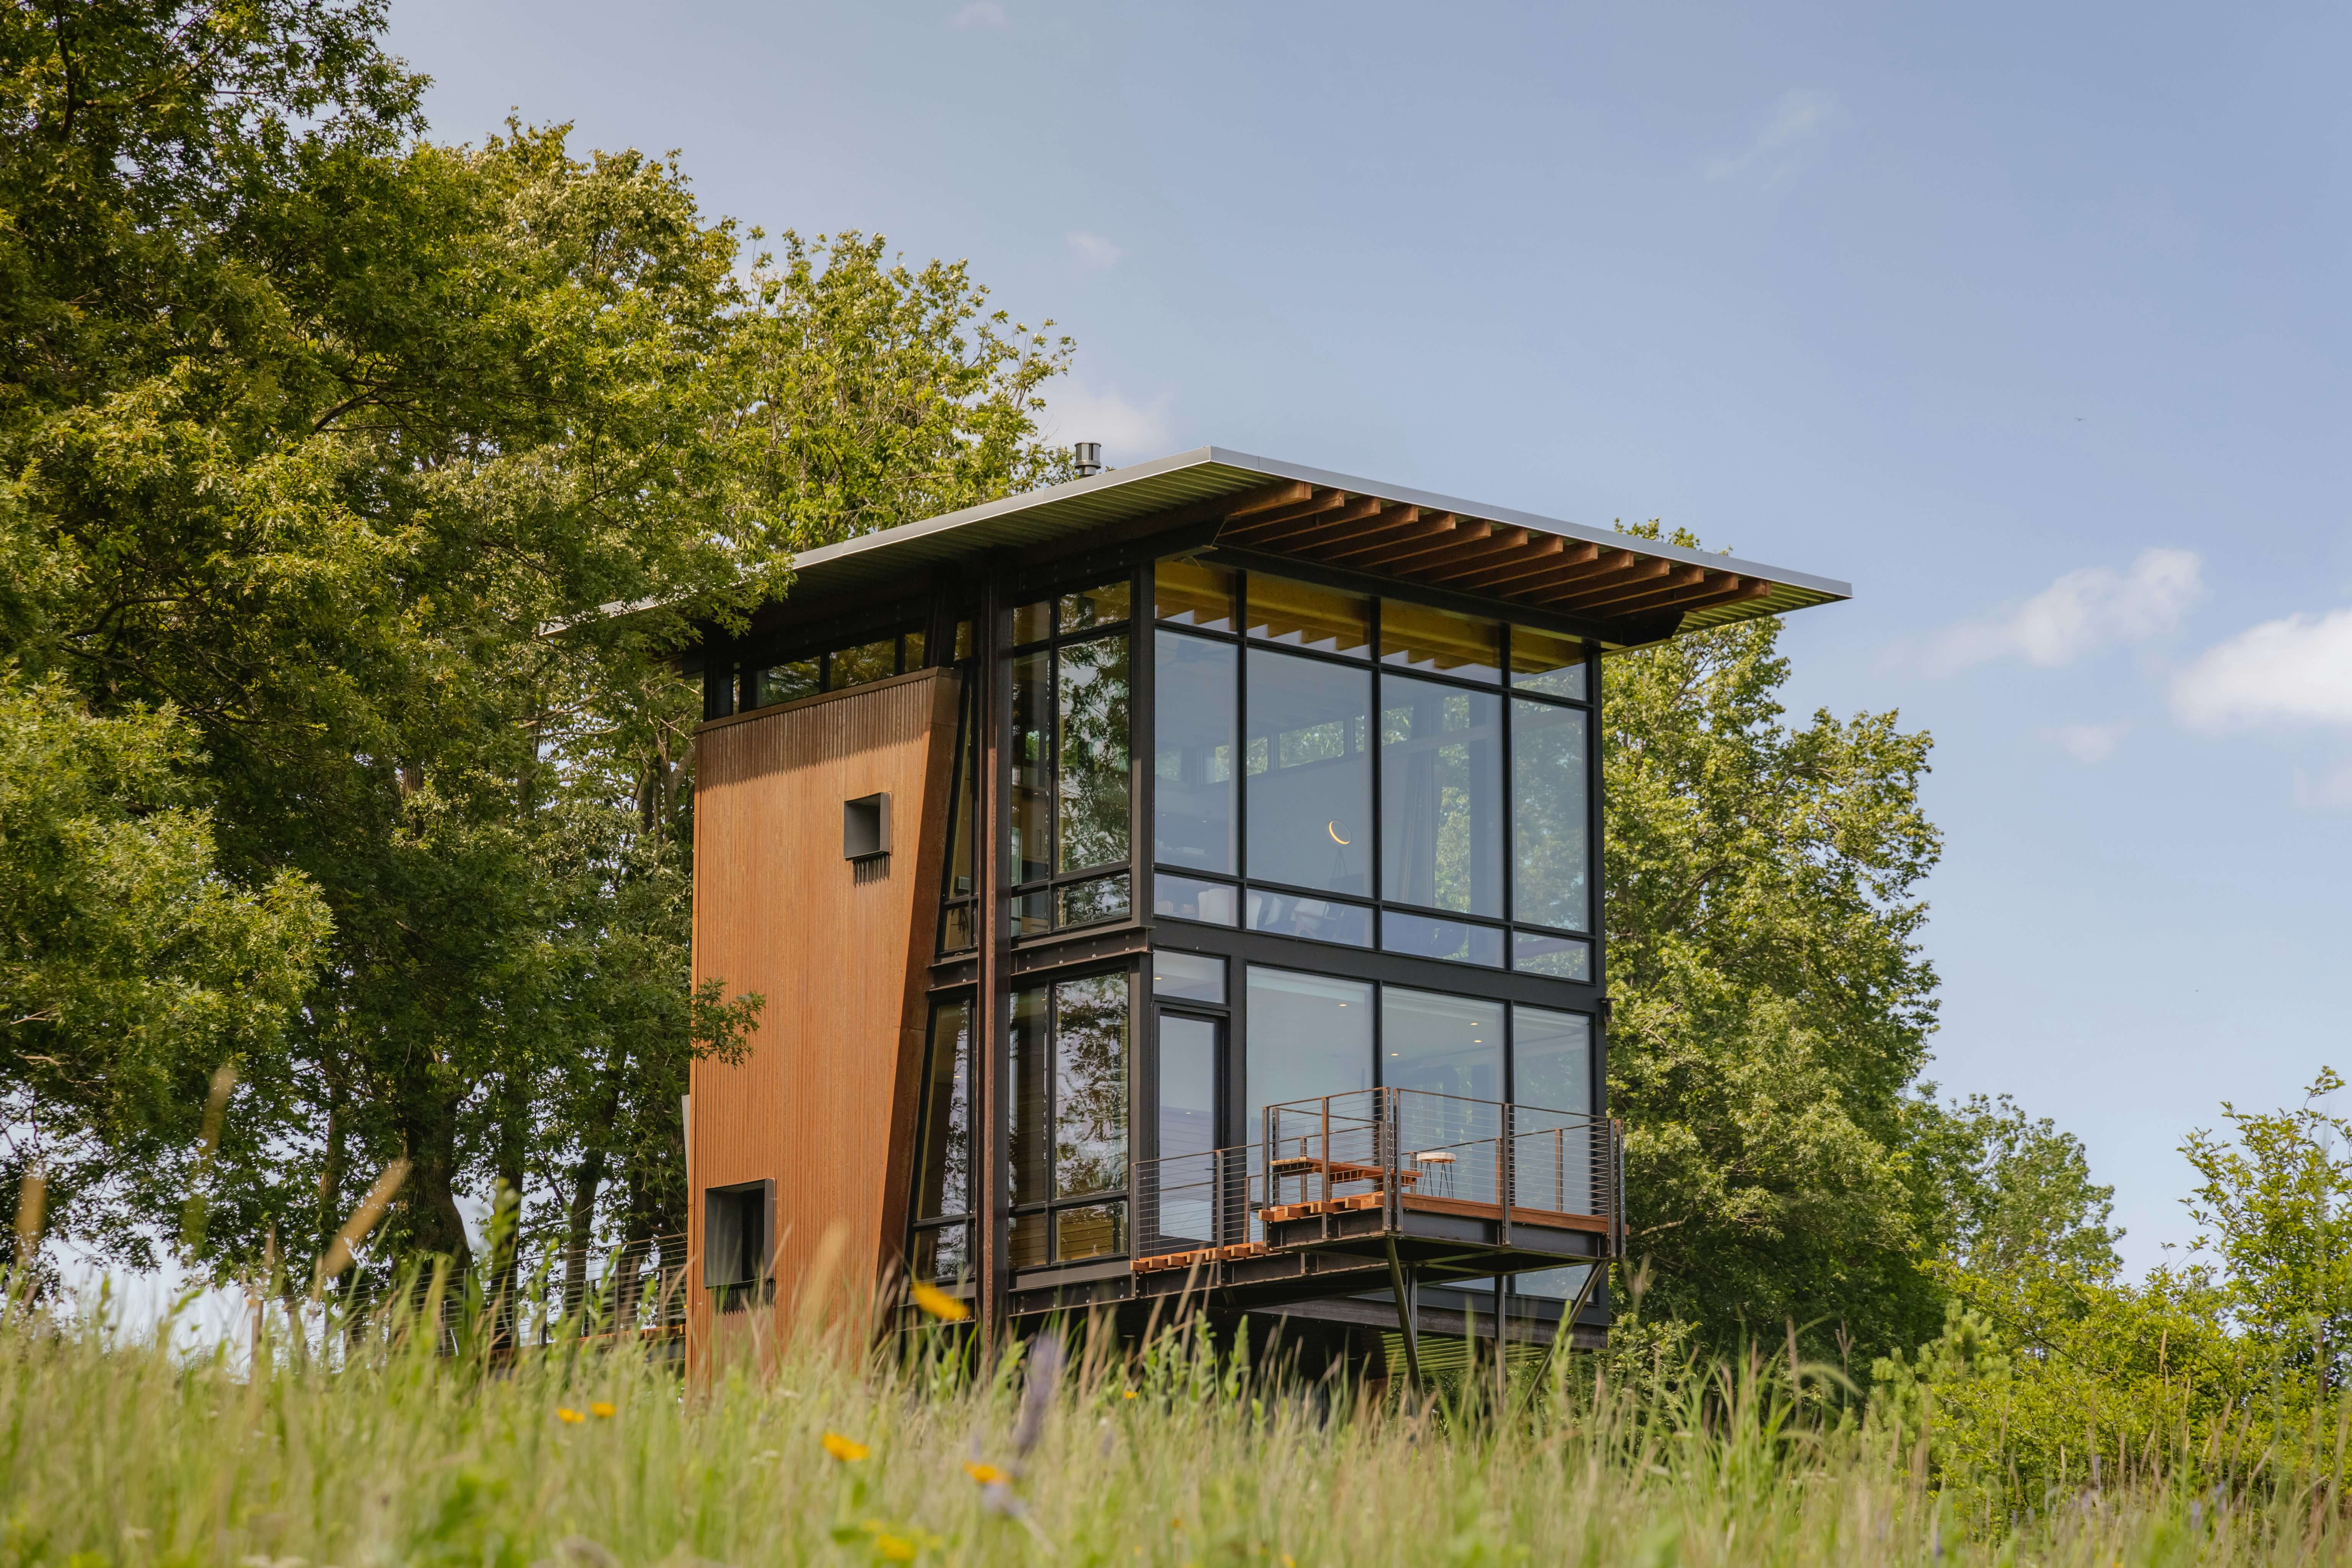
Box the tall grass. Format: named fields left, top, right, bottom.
left=1, top=1278, right=2345, bottom=1567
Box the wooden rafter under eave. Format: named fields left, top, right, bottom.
left=1214, top=487, right=1352, bottom=541
left=1525, top=557, right=1673, bottom=608
left=1229, top=493, right=1385, bottom=549
left=1257, top=501, right=1422, bottom=554
left=1567, top=563, right=1707, bottom=615
left=1643, top=576, right=1776, bottom=619
left=1436, top=538, right=1601, bottom=593
left=1326, top=518, right=1499, bottom=572
left=1489, top=546, right=1643, bottom=598
left=1411, top=533, right=1565, bottom=588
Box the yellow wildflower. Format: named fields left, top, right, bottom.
left=873, top=1536, right=916, bottom=1562
left=590, top=1402, right=616, bottom=1420
left=909, top=1280, right=971, bottom=1322
left=964, top=1461, right=1005, bottom=1485
left=823, top=1430, right=870, bottom=1462
left=1122, top=1389, right=1138, bottom=1399
left=557, top=1408, right=585, bottom=1425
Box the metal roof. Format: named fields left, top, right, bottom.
left=779, top=446, right=1849, bottom=646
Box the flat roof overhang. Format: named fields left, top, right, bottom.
left=763, top=446, right=1849, bottom=651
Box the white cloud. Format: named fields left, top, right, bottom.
left=949, top=2, right=1008, bottom=28
left=2293, top=759, right=2352, bottom=810
left=1706, top=89, right=1846, bottom=185
left=1924, top=549, right=2203, bottom=675
left=2171, top=607, right=2352, bottom=731
left=1041, top=378, right=1176, bottom=465
left=2043, top=721, right=2130, bottom=764
left=1065, top=231, right=1124, bottom=270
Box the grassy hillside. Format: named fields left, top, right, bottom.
left=0, top=1292, right=2335, bottom=1568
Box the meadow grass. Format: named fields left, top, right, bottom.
left=0, top=1280, right=2344, bottom=1568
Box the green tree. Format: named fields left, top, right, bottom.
left=0, top=671, right=328, bottom=1273
left=1911, top=1090, right=2121, bottom=1279
left=1602, top=525, right=1943, bottom=1366
left=2183, top=1068, right=2352, bottom=1386
left=2, top=0, right=1074, bottom=1289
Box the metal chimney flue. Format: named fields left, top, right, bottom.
left=1072, top=441, right=1103, bottom=477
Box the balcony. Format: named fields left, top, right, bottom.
left=1006, top=1089, right=1622, bottom=1330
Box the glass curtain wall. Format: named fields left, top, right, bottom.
left=1011, top=581, right=1134, bottom=936
left=1008, top=972, right=1131, bottom=1268
left=907, top=998, right=974, bottom=1285
left=1151, top=560, right=1596, bottom=979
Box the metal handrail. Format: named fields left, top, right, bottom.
left=1130, top=1089, right=1622, bottom=1265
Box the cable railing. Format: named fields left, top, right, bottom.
left=336, top=1232, right=691, bottom=1353
left=1131, top=1088, right=1622, bottom=1271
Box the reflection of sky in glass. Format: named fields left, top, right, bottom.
left=1245, top=650, right=1371, bottom=897
left=1245, top=966, right=1371, bottom=1134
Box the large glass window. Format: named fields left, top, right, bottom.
left=907, top=999, right=972, bottom=1285
left=1058, top=635, right=1129, bottom=872
left=1512, top=698, right=1590, bottom=934
left=1383, top=988, right=1504, bottom=1102
left=1009, top=972, right=1132, bottom=1268
left=1245, top=650, right=1372, bottom=899
left=1153, top=630, right=1235, bottom=876
left=1153, top=566, right=1601, bottom=1011
left=1244, top=967, right=1371, bottom=1135
left=1513, top=1004, right=1597, bottom=1298
left=1151, top=1013, right=1221, bottom=1250
left=1380, top=675, right=1503, bottom=917
left=1007, top=582, right=1136, bottom=938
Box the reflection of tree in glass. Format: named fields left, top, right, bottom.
left=912, top=1003, right=970, bottom=1219
left=1010, top=988, right=1051, bottom=1208
left=1055, top=975, right=1128, bottom=1197
left=1383, top=684, right=1500, bottom=915
left=1057, top=634, right=1130, bottom=872
left=1513, top=699, right=1588, bottom=932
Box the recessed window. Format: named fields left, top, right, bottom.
left=702, top=1180, right=772, bottom=1310
left=844, top=793, right=891, bottom=861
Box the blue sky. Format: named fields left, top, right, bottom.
left=385, top=0, right=2352, bottom=1275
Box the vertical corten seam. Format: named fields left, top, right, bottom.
left=975, top=557, right=1012, bottom=1350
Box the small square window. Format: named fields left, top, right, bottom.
left=703, top=1180, right=773, bottom=1308
left=844, top=793, right=891, bottom=860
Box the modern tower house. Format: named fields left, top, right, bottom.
left=681, top=448, right=1848, bottom=1376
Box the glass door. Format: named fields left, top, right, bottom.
left=1147, top=1010, right=1223, bottom=1252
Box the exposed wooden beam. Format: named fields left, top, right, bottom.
left=1214, top=487, right=1350, bottom=542
left=1271, top=501, right=1422, bottom=553
left=1222, top=479, right=1316, bottom=520
left=1027, top=476, right=1318, bottom=565
left=1327, top=519, right=1499, bottom=572
left=1227, top=493, right=1384, bottom=550
left=1413, top=534, right=1564, bottom=588
left=1368, top=526, right=1539, bottom=579
left=1495, top=547, right=1642, bottom=597
left=1526, top=557, right=1673, bottom=609
left=1569, top=563, right=1707, bottom=614
left=1441, top=539, right=1601, bottom=593
left=1581, top=569, right=1738, bottom=618
left=1646, top=576, right=1774, bottom=619
left=1313, top=513, right=1477, bottom=567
